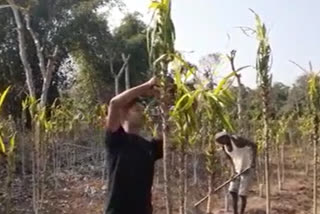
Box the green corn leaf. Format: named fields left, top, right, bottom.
left=8, top=134, right=16, bottom=154
left=22, top=98, right=29, bottom=110
left=0, top=86, right=11, bottom=110
left=39, top=109, right=46, bottom=122
left=174, top=93, right=190, bottom=112
left=153, top=53, right=169, bottom=67
left=236, top=65, right=251, bottom=73
left=178, top=90, right=200, bottom=113
left=149, top=1, right=161, bottom=9
left=213, top=72, right=235, bottom=96
left=0, top=136, right=5, bottom=154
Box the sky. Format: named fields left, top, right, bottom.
left=108, top=0, right=320, bottom=88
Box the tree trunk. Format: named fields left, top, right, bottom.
left=25, top=14, right=46, bottom=77
left=114, top=77, right=120, bottom=95
left=123, top=54, right=130, bottom=90
left=229, top=50, right=245, bottom=135
left=40, top=46, right=59, bottom=108
left=10, top=11, right=57, bottom=214
left=9, top=2, right=36, bottom=98
left=110, top=54, right=130, bottom=95
left=236, top=75, right=244, bottom=134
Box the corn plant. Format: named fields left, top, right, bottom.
left=273, top=113, right=294, bottom=192
left=290, top=61, right=320, bottom=214
left=169, top=58, right=199, bottom=214
left=307, top=71, right=320, bottom=214
left=148, top=1, right=176, bottom=213
left=243, top=10, right=272, bottom=213
left=297, top=113, right=313, bottom=175
left=202, top=75, right=235, bottom=213
left=21, top=96, right=50, bottom=214
left=187, top=64, right=235, bottom=212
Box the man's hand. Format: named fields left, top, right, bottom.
left=106, top=76, right=159, bottom=132
left=146, top=76, right=158, bottom=88
left=144, top=77, right=160, bottom=97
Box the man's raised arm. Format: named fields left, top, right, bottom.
left=106, top=77, right=157, bottom=132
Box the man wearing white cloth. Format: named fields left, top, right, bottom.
left=215, top=131, right=257, bottom=214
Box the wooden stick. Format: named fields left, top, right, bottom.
left=194, top=167, right=250, bottom=207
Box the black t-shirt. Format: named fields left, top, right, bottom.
left=104, top=126, right=163, bottom=214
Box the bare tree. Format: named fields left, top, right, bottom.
left=6, top=2, right=60, bottom=213
left=7, top=0, right=36, bottom=98
left=109, top=53, right=131, bottom=95
left=198, top=53, right=222, bottom=88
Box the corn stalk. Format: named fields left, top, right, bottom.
left=192, top=71, right=235, bottom=212
left=148, top=1, right=176, bottom=213
left=244, top=9, right=273, bottom=213
left=307, top=70, right=320, bottom=214
left=273, top=114, right=293, bottom=192
left=170, top=58, right=199, bottom=214
left=297, top=113, right=313, bottom=175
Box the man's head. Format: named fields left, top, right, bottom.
left=215, top=131, right=231, bottom=145
left=120, top=98, right=145, bottom=129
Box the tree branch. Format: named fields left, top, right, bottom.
left=109, top=54, right=115, bottom=77
left=123, top=53, right=131, bottom=89
left=118, top=53, right=130, bottom=78
left=40, top=45, right=59, bottom=108
left=0, top=4, right=11, bottom=9
left=25, top=13, right=46, bottom=78
left=7, top=0, right=36, bottom=98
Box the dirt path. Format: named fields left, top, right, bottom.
left=211, top=169, right=318, bottom=214
left=1, top=165, right=318, bottom=213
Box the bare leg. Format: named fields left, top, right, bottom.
left=239, top=195, right=247, bottom=214
left=230, top=192, right=238, bottom=214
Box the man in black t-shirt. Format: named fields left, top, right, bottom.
left=104, top=77, right=163, bottom=214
